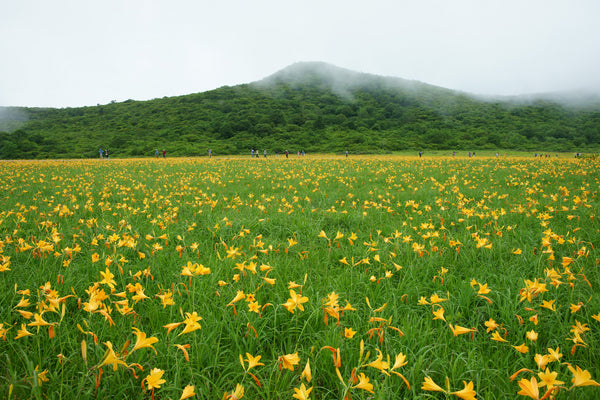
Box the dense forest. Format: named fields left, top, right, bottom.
left=1, top=62, right=599, bottom=159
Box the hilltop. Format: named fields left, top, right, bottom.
left=1, top=62, right=599, bottom=158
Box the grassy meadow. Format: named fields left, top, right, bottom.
left=0, top=154, right=599, bottom=399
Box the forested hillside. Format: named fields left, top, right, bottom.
left=1, top=62, right=599, bottom=159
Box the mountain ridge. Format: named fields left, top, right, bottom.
left=3, top=61, right=599, bottom=110
left=1, top=62, right=599, bottom=159
left=257, top=62, right=600, bottom=109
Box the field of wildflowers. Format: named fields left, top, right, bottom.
left=0, top=154, right=598, bottom=399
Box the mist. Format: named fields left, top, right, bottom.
left=0, top=107, right=29, bottom=132
left=470, top=89, right=600, bottom=110
left=255, top=61, right=451, bottom=104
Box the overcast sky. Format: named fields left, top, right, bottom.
left=2, top=0, right=600, bottom=108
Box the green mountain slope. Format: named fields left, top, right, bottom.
left=1, top=62, right=599, bottom=159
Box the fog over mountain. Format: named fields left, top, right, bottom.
left=481, top=90, right=600, bottom=110
left=0, top=107, right=29, bottom=132
left=258, top=62, right=600, bottom=110
left=1, top=62, right=599, bottom=159
left=259, top=62, right=469, bottom=98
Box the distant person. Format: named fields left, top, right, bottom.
left=208, top=149, right=212, bottom=158
left=468, top=152, right=471, bottom=158
left=99, top=148, right=104, bottom=159
left=105, top=149, right=109, bottom=159
left=263, top=149, right=267, bottom=158
left=302, top=150, right=305, bottom=157
left=162, top=149, right=166, bottom=158
left=251, top=149, right=254, bottom=157
left=155, top=149, right=159, bottom=158
left=418, top=151, right=423, bottom=158
left=346, top=150, right=348, bottom=158
left=496, top=152, right=499, bottom=158
left=285, top=150, right=289, bottom=158
left=452, top=151, right=455, bottom=157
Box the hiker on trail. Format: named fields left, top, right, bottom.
left=99, top=148, right=104, bottom=159
left=263, top=149, right=267, bottom=158
left=285, top=150, right=289, bottom=158
left=162, top=149, right=166, bottom=158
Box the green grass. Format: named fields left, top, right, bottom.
left=0, top=155, right=599, bottom=399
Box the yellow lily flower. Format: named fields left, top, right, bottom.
left=537, top=368, right=564, bottom=389
left=432, top=305, right=446, bottom=321
left=96, top=341, right=128, bottom=371
left=179, top=311, right=202, bottom=335
left=546, top=347, right=562, bottom=363
left=282, top=290, right=308, bottom=313
left=163, top=322, right=183, bottom=335
left=353, top=372, right=374, bottom=393
left=421, top=376, right=446, bottom=392
left=344, top=327, right=356, bottom=338
left=301, top=359, right=312, bottom=383
left=180, top=384, right=196, bottom=399
left=450, top=380, right=477, bottom=400
left=534, top=354, right=549, bottom=370
left=365, top=349, right=390, bottom=374
left=391, top=353, right=408, bottom=370
left=512, top=343, right=529, bottom=354
left=130, top=327, right=159, bottom=354
left=144, top=368, right=166, bottom=390
left=15, top=323, right=33, bottom=340
left=243, top=353, right=264, bottom=370
left=292, top=383, right=313, bottom=400
left=449, top=324, right=476, bottom=336
left=526, top=330, right=538, bottom=341
left=568, top=365, right=600, bottom=387
left=222, top=383, right=244, bottom=400
left=279, top=352, right=300, bottom=371
left=517, top=376, right=539, bottom=399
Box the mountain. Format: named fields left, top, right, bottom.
left=1, top=62, right=599, bottom=159
left=259, top=62, right=454, bottom=97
